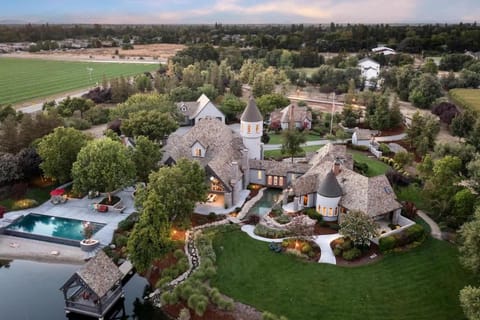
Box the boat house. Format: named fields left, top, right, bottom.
left=60, top=251, right=124, bottom=319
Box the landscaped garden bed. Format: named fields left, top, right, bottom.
left=99, top=195, right=121, bottom=206
left=0, top=177, right=57, bottom=211
left=330, top=237, right=381, bottom=267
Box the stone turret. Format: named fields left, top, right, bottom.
left=240, top=96, right=263, bottom=160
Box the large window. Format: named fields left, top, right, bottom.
left=279, top=176, right=284, bottom=186
left=247, top=124, right=252, bottom=134
left=257, top=171, right=263, bottom=179
left=256, top=124, right=260, bottom=133
left=273, top=176, right=278, bottom=186
left=267, top=176, right=272, bottom=185
left=210, top=177, right=224, bottom=192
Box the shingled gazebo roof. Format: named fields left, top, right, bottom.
left=76, top=251, right=122, bottom=297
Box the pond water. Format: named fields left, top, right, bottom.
left=0, top=259, right=170, bottom=320
left=248, top=189, right=282, bottom=217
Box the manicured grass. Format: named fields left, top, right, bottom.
left=211, top=230, right=475, bottom=320
left=264, top=144, right=323, bottom=159
left=449, top=88, right=480, bottom=112
left=266, top=132, right=324, bottom=145
left=349, top=150, right=391, bottom=177
left=0, top=57, right=157, bottom=105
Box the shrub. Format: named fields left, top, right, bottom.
left=65, top=117, right=92, bottom=130
left=83, top=106, right=110, bottom=125
left=405, top=224, right=425, bottom=242
left=11, top=199, right=38, bottom=210
left=394, top=151, right=414, bottom=167
left=114, top=234, right=128, bottom=248
left=270, top=208, right=283, bottom=217
left=262, top=311, right=289, bottom=320
left=275, top=214, right=291, bottom=224
left=208, top=212, right=216, bottom=221
left=301, top=243, right=312, bottom=254
left=349, top=144, right=369, bottom=151
left=378, top=143, right=391, bottom=154
left=118, top=216, right=136, bottom=231
left=354, top=160, right=369, bottom=175
left=174, top=249, right=185, bottom=259
left=379, top=235, right=397, bottom=252
left=341, top=238, right=353, bottom=250
left=342, top=247, right=362, bottom=260
left=333, top=246, right=342, bottom=256
left=254, top=224, right=291, bottom=238
left=247, top=214, right=260, bottom=225
left=187, top=293, right=208, bottom=316
left=305, top=208, right=323, bottom=222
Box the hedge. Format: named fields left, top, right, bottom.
left=379, top=224, right=426, bottom=252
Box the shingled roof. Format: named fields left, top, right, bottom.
left=249, top=159, right=310, bottom=176
left=162, top=117, right=246, bottom=191
left=317, top=170, right=343, bottom=197
left=292, top=143, right=401, bottom=216
left=241, top=97, right=263, bottom=122
left=176, top=94, right=220, bottom=120
left=76, top=251, right=122, bottom=297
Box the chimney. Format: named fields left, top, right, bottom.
left=231, top=161, right=239, bottom=181
left=333, top=160, right=341, bottom=176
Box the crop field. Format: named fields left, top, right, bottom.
left=449, top=88, right=480, bottom=112
left=0, top=57, right=157, bottom=105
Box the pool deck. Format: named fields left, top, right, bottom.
left=0, top=187, right=136, bottom=262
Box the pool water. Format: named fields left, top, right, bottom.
left=6, top=213, right=105, bottom=242
left=248, top=189, right=282, bottom=216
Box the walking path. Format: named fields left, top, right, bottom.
left=240, top=225, right=340, bottom=265
left=416, top=210, right=442, bottom=240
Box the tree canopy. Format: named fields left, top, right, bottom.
left=121, top=110, right=178, bottom=142
left=281, top=130, right=306, bottom=163
left=37, top=127, right=91, bottom=183
left=72, top=138, right=135, bottom=195
left=339, top=210, right=379, bottom=247
left=130, top=135, right=162, bottom=182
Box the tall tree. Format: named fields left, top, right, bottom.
left=37, top=127, right=90, bottom=183
left=0, top=115, right=19, bottom=154
left=339, top=210, right=379, bottom=247
left=408, top=74, right=443, bottom=109
left=121, top=110, right=178, bottom=142
left=72, top=138, right=135, bottom=202
left=406, top=112, right=440, bottom=156
left=459, top=207, right=480, bottom=275
left=141, top=158, right=207, bottom=226
left=127, top=196, right=172, bottom=273
left=256, top=94, right=290, bottom=116
left=131, top=135, right=162, bottom=182
left=0, top=153, right=23, bottom=186
left=281, top=130, right=307, bottom=163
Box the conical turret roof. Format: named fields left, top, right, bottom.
left=317, top=170, right=343, bottom=198
left=241, top=96, right=263, bottom=122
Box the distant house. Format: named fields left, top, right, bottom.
left=269, top=103, right=312, bottom=130
left=358, top=58, right=380, bottom=88
left=351, top=128, right=372, bottom=146
left=176, top=94, right=225, bottom=126
left=372, top=46, right=396, bottom=56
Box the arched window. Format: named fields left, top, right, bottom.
left=247, top=124, right=251, bottom=134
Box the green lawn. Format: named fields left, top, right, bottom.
left=349, top=150, right=391, bottom=177
left=267, top=132, right=324, bottom=145
left=211, top=230, right=475, bottom=320
left=264, top=144, right=323, bottom=159
left=0, top=57, right=157, bottom=105
left=449, top=88, right=480, bottom=112
left=295, top=67, right=318, bottom=77
left=0, top=184, right=55, bottom=211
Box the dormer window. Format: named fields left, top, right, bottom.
left=191, top=141, right=205, bottom=158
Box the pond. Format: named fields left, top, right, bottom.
left=248, top=189, right=282, bottom=217
left=0, top=259, right=170, bottom=320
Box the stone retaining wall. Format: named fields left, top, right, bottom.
left=237, top=188, right=266, bottom=220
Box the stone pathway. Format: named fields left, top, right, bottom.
left=240, top=225, right=341, bottom=265
left=416, top=210, right=442, bottom=240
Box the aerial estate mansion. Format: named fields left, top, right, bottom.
left=163, top=96, right=406, bottom=227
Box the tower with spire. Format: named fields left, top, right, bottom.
left=240, top=96, right=263, bottom=160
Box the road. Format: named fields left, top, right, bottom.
left=17, top=90, right=90, bottom=114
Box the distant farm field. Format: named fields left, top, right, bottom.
left=449, top=88, right=480, bottom=112
left=0, top=57, right=157, bottom=105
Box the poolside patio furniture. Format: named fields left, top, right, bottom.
left=96, top=204, right=108, bottom=213
left=50, top=189, right=68, bottom=205
left=87, top=190, right=100, bottom=199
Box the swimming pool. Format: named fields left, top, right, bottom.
left=4, top=213, right=105, bottom=247
left=248, top=189, right=282, bottom=217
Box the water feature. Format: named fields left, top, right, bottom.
left=248, top=189, right=282, bottom=217
left=0, top=259, right=170, bottom=320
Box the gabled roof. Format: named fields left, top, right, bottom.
left=74, top=251, right=122, bottom=297
left=176, top=94, right=223, bottom=120
left=358, top=57, right=380, bottom=66
left=241, top=96, right=263, bottom=122
left=270, top=104, right=312, bottom=124
left=162, top=118, right=246, bottom=191
left=317, top=170, right=343, bottom=197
